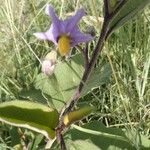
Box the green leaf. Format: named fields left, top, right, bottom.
left=63, top=121, right=150, bottom=150
left=107, top=0, right=122, bottom=14
left=125, top=130, right=150, bottom=149
left=0, top=100, right=59, bottom=139
left=28, top=134, right=44, bottom=150
left=35, top=54, right=111, bottom=111
left=34, top=54, right=84, bottom=110
left=19, top=87, right=51, bottom=105
left=81, top=64, right=111, bottom=96
left=108, top=0, right=150, bottom=35
left=9, top=127, right=20, bottom=147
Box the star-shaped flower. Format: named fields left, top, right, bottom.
left=34, top=4, right=93, bottom=56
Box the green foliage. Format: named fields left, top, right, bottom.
left=63, top=106, right=94, bottom=126
left=108, top=0, right=150, bottom=34
left=0, top=100, right=59, bottom=139
left=107, top=0, right=119, bottom=14
left=9, top=127, right=20, bottom=147
left=63, top=121, right=150, bottom=150
left=19, top=87, right=50, bottom=105
left=27, top=134, right=44, bottom=150
left=35, top=54, right=111, bottom=111
left=0, top=0, right=149, bottom=149
left=81, top=64, right=111, bottom=96
left=34, top=54, right=84, bottom=110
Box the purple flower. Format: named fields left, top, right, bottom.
left=34, top=4, right=93, bottom=56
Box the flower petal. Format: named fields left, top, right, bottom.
left=45, top=4, right=60, bottom=26
left=70, top=28, right=93, bottom=46
left=71, top=34, right=93, bottom=47
left=59, top=20, right=68, bottom=33
left=33, top=23, right=59, bottom=45
left=44, top=5, right=61, bottom=44
left=33, top=32, right=49, bottom=40
left=45, top=24, right=59, bottom=45
left=65, top=9, right=85, bottom=33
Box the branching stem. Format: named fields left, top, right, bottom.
left=56, top=10, right=109, bottom=150
left=56, top=1, right=126, bottom=149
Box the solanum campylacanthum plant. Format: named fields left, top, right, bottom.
left=0, top=1, right=149, bottom=150
left=34, top=4, right=93, bottom=57
left=35, top=1, right=150, bottom=149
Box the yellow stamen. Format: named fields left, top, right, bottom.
left=58, top=35, right=70, bottom=56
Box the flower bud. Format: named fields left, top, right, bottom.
left=42, top=60, right=55, bottom=75
left=41, top=51, right=57, bottom=76
left=45, top=50, right=57, bottom=61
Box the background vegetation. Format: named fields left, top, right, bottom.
left=0, top=0, right=149, bottom=149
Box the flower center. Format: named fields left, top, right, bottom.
left=58, top=35, right=70, bottom=56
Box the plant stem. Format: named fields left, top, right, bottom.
left=56, top=124, right=66, bottom=150
left=56, top=1, right=128, bottom=149
left=62, top=18, right=109, bottom=116
left=56, top=18, right=109, bottom=149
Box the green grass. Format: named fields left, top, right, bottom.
left=0, top=0, right=150, bottom=149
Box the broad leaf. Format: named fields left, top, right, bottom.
left=35, top=54, right=111, bottom=111
left=19, top=87, right=51, bottom=105
left=34, top=54, right=84, bottom=110
left=63, top=121, right=150, bottom=150
left=0, top=100, right=59, bottom=139
left=81, top=64, right=111, bottom=96
left=108, top=0, right=150, bottom=35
